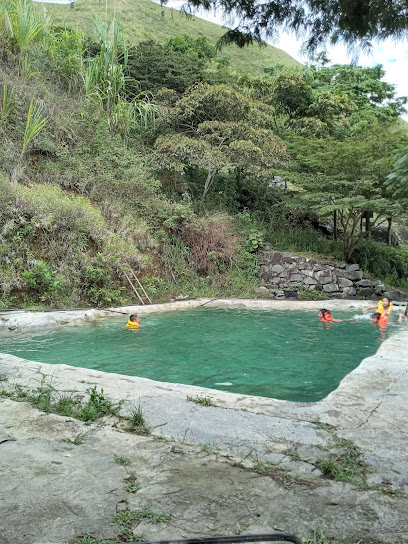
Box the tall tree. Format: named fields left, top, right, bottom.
left=176, top=0, right=408, bottom=52
left=286, top=126, right=408, bottom=258
left=154, top=83, right=287, bottom=199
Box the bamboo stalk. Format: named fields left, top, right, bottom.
left=130, top=269, right=152, bottom=304
left=123, top=270, right=145, bottom=305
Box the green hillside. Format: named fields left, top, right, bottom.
left=1, top=0, right=408, bottom=310
left=45, top=0, right=300, bottom=75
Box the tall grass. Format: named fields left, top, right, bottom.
left=1, top=0, right=46, bottom=53
left=351, top=239, right=408, bottom=287
left=21, top=98, right=47, bottom=158
left=264, top=219, right=343, bottom=260
left=83, top=16, right=129, bottom=109
left=0, top=84, right=15, bottom=123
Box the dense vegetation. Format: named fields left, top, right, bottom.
left=0, top=0, right=408, bottom=309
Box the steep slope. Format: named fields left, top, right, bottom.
left=45, top=0, right=300, bottom=75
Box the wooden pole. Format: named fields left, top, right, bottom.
left=130, top=270, right=152, bottom=304
left=123, top=271, right=145, bottom=305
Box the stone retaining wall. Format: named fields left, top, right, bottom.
left=259, top=251, right=390, bottom=299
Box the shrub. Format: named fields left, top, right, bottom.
left=22, top=261, right=62, bottom=302
left=180, top=213, right=241, bottom=274
left=351, top=239, right=408, bottom=287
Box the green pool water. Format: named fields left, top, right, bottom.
left=0, top=308, right=387, bottom=401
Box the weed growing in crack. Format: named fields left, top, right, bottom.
left=289, top=450, right=301, bottom=462
left=117, top=528, right=144, bottom=542
left=0, top=389, right=12, bottom=397
left=378, top=486, right=408, bottom=498
left=64, top=430, right=90, bottom=446
left=152, top=435, right=169, bottom=442
left=77, top=387, right=122, bottom=421
left=73, top=533, right=115, bottom=544
left=114, top=454, right=131, bottom=466
left=312, top=420, right=334, bottom=431
left=302, top=528, right=337, bottom=543
left=201, top=443, right=219, bottom=453
left=55, top=394, right=78, bottom=416
left=186, top=395, right=213, bottom=406
left=130, top=403, right=145, bottom=427
left=318, top=442, right=365, bottom=484
left=124, top=476, right=141, bottom=493
left=114, top=509, right=171, bottom=526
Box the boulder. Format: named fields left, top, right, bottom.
left=304, top=277, right=318, bottom=285
left=338, top=278, right=354, bottom=288
left=357, top=279, right=372, bottom=287
left=342, top=286, right=357, bottom=297
left=290, top=274, right=303, bottom=282
left=358, top=287, right=376, bottom=298
left=337, top=262, right=347, bottom=269
left=346, top=270, right=364, bottom=281
left=271, top=264, right=284, bottom=275
left=346, top=264, right=360, bottom=272
left=384, top=290, right=403, bottom=301
left=323, top=283, right=339, bottom=293
left=254, top=287, right=270, bottom=297
left=315, top=275, right=333, bottom=285
left=269, top=252, right=283, bottom=264
left=375, top=283, right=386, bottom=295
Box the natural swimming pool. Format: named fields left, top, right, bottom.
left=0, top=308, right=388, bottom=401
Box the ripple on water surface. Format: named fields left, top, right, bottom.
left=0, top=308, right=390, bottom=401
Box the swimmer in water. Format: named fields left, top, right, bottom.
left=126, top=314, right=140, bottom=329
left=371, top=312, right=388, bottom=327
left=318, top=309, right=342, bottom=322
left=364, top=296, right=393, bottom=315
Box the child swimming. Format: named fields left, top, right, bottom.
left=318, top=309, right=342, bottom=322
left=371, top=312, right=388, bottom=327
left=126, top=314, right=140, bottom=329
left=364, top=297, right=393, bottom=315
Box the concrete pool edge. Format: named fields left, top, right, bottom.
left=0, top=300, right=407, bottom=492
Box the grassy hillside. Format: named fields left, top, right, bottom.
left=45, top=0, right=300, bottom=75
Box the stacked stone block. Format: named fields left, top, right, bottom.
left=258, top=252, right=387, bottom=299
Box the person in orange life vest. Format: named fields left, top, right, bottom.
left=126, top=314, right=140, bottom=329
left=371, top=312, right=388, bottom=327
left=318, top=309, right=342, bottom=322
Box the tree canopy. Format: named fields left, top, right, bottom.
left=178, top=0, right=408, bottom=52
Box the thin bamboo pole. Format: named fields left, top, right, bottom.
left=123, top=270, right=145, bottom=305
left=130, top=270, right=152, bottom=304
